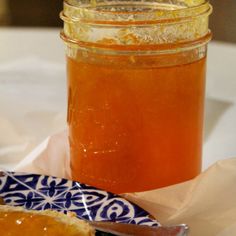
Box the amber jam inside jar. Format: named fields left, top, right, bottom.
left=61, top=0, right=212, bottom=193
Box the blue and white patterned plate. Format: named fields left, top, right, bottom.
left=0, top=172, right=159, bottom=227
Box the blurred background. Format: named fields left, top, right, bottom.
left=0, top=0, right=235, bottom=43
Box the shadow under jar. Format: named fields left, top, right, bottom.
left=60, top=0, right=212, bottom=193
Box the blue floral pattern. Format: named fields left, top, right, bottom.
left=0, top=172, right=159, bottom=226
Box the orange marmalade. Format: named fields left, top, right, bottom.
left=61, top=0, right=212, bottom=193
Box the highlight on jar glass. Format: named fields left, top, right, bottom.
left=60, top=0, right=212, bottom=194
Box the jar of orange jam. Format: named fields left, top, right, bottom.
left=60, top=0, right=212, bottom=193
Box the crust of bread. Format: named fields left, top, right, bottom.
left=0, top=205, right=95, bottom=236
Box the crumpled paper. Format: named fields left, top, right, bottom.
left=12, top=131, right=236, bottom=236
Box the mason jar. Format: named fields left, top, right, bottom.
left=60, top=0, right=212, bottom=193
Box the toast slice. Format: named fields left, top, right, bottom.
left=0, top=205, right=95, bottom=236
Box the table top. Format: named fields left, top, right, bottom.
left=0, top=27, right=236, bottom=170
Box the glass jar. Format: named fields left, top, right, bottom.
left=60, top=0, right=212, bottom=193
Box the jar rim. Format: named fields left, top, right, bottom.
left=60, top=0, right=212, bottom=49
left=61, top=0, right=212, bottom=25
